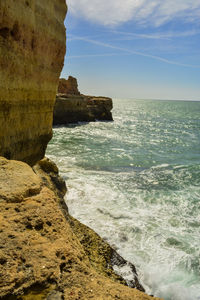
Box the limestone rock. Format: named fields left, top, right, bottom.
left=0, top=0, right=67, bottom=166
left=53, top=94, right=89, bottom=124
left=0, top=157, right=161, bottom=300
left=86, top=95, right=113, bottom=121
left=53, top=94, right=113, bottom=125
left=58, top=76, right=80, bottom=95
left=54, top=76, right=113, bottom=124
left=0, top=157, right=41, bottom=203
left=33, top=157, right=67, bottom=202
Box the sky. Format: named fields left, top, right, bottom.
left=61, top=0, right=200, bottom=100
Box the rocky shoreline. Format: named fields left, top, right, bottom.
left=0, top=157, right=160, bottom=300
left=53, top=77, right=113, bottom=125
left=0, top=1, right=161, bottom=299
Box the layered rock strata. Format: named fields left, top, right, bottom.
left=0, top=156, right=161, bottom=300
left=58, top=76, right=80, bottom=95
left=53, top=77, right=113, bottom=124
left=0, top=2, right=161, bottom=299
left=86, top=95, right=113, bottom=121
left=0, top=0, right=67, bottom=165
left=53, top=94, right=113, bottom=124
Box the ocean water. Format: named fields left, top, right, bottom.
left=47, top=99, right=200, bottom=300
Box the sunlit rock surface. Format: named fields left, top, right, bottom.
left=54, top=77, right=113, bottom=124
left=0, top=157, right=161, bottom=300
left=0, top=2, right=162, bottom=299
left=0, top=0, right=67, bottom=165
left=58, top=76, right=80, bottom=95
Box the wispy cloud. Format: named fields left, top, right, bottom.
left=67, top=53, right=132, bottom=59
left=68, top=34, right=200, bottom=68
left=110, top=29, right=200, bottom=40
left=67, top=0, right=200, bottom=27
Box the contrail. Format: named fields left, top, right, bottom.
left=68, top=34, right=200, bottom=68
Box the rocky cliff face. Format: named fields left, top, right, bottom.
left=54, top=94, right=113, bottom=124
left=54, top=77, right=113, bottom=124
left=86, top=95, right=113, bottom=121
left=58, top=76, right=80, bottom=95
left=0, top=2, right=162, bottom=299
left=0, top=157, right=161, bottom=300
left=0, top=0, right=67, bottom=166
left=53, top=94, right=89, bottom=124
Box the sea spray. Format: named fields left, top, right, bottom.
left=47, top=99, right=200, bottom=299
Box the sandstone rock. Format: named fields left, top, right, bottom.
left=0, top=157, right=161, bottom=300
left=0, top=3, right=160, bottom=297
left=58, top=76, right=80, bottom=95
left=54, top=76, right=113, bottom=124
left=0, top=157, right=41, bottom=203
left=53, top=94, right=113, bottom=125
left=33, top=157, right=67, bottom=202
left=86, top=95, right=113, bottom=121
left=68, top=216, right=145, bottom=292
left=53, top=94, right=89, bottom=124
left=0, top=0, right=67, bottom=166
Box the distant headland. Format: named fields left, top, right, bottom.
left=53, top=76, right=113, bottom=125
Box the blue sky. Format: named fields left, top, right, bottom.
left=61, top=0, right=200, bottom=100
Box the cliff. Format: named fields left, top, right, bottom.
left=0, top=157, right=161, bottom=300
left=53, top=77, right=113, bottom=124
left=58, top=76, right=80, bottom=95
left=0, top=2, right=162, bottom=299
left=0, top=0, right=67, bottom=166
left=53, top=94, right=113, bottom=124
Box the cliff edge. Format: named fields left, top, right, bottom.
left=58, top=76, right=80, bottom=95
left=0, top=157, right=161, bottom=300
left=0, top=2, right=162, bottom=299
left=0, top=0, right=67, bottom=166
left=53, top=77, right=113, bottom=124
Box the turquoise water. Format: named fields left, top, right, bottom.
left=47, top=99, right=200, bottom=299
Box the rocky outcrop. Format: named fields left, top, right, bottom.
left=53, top=94, right=113, bottom=124
left=86, top=95, right=113, bottom=121
left=53, top=91, right=113, bottom=125
left=58, top=76, right=80, bottom=95
left=0, top=156, right=161, bottom=300
left=0, top=3, right=161, bottom=299
left=0, top=0, right=67, bottom=166
left=53, top=94, right=89, bottom=124
left=54, top=77, right=113, bottom=124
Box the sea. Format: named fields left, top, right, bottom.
left=47, top=98, right=200, bottom=300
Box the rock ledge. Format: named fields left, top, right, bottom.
left=0, top=157, right=161, bottom=300
left=53, top=77, right=113, bottom=125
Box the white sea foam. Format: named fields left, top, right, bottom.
left=47, top=98, right=200, bottom=299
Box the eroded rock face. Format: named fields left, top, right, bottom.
left=53, top=94, right=113, bottom=124
left=54, top=76, right=113, bottom=124
left=58, top=76, right=80, bottom=95
left=86, top=95, right=113, bottom=121
left=0, top=0, right=67, bottom=166
left=0, top=157, right=161, bottom=300
left=53, top=94, right=88, bottom=124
